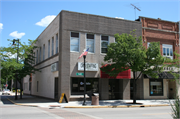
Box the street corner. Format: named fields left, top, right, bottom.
left=7, top=98, right=38, bottom=107
left=7, top=98, right=16, bottom=104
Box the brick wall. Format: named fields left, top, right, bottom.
left=141, top=17, right=179, bottom=57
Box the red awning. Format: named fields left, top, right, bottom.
left=100, top=67, right=131, bottom=79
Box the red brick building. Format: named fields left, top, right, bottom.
left=136, top=17, right=179, bottom=99
left=140, top=17, right=179, bottom=58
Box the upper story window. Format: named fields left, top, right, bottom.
left=86, top=34, right=94, bottom=53
left=70, top=32, right=79, bottom=52
left=36, top=50, right=38, bottom=64
left=162, top=44, right=173, bottom=59
left=34, top=52, right=35, bottom=65
left=43, top=44, right=45, bottom=60
left=39, top=47, right=41, bottom=62
left=48, top=40, right=50, bottom=58
left=52, top=37, right=54, bottom=56
left=56, top=34, right=58, bottom=54
left=147, top=42, right=150, bottom=48
left=114, top=37, right=117, bottom=43
left=101, top=36, right=109, bottom=53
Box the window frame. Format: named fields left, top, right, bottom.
left=48, top=40, right=50, bottom=58
left=86, top=33, right=95, bottom=53
left=39, top=47, right=41, bottom=62
left=101, top=35, right=109, bottom=54
left=56, top=34, right=58, bottom=54
left=71, top=78, right=99, bottom=95
left=70, top=32, right=80, bottom=52
left=34, top=52, right=36, bottom=65
left=52, top=37, right=54, bottom=56
left=36, top=50, right=38, bottom=64
left=149, top=78, right=163, bottom=96
left=43, top=44, right=45, bottom=60
left=162, top=44, right=173, bottom=59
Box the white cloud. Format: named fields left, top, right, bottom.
left=9, top=31, right=25, bottom=39
left=0, top=23, right=3, bottom=29
left=35, top=15, right=56, bottom=27
left=4, top=52, right=22, bottom=60
left=115, top=17, right=124, bottom=19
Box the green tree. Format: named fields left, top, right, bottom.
left=101, top=30, right=165, bottom=104
left=0, top=39, right=39, bottom=99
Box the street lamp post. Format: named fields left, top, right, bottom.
left=12, top=39, right=19, bottom=100
left=77, top=48, right=89, bottom=106
left=82, top=55, right=86, bottom=105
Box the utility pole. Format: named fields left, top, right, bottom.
left=12, top=39, right=19, bottom=100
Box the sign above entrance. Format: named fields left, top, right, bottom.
left=78, top=62, right=98, bottom=71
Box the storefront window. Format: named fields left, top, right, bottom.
left=150, top=79, right=163, bottom=96
left=71, top=78, right=99, bottom=95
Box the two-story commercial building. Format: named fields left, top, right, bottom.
left=23, top=10, right=179, bottom=101
left=23, top=10, right=142, bottom=101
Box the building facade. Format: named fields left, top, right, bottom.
left=23, top=10, right=142, bottom=101
left=136, top=17, right=179, bottom=99
left=23, top=10, right=179, bottom=101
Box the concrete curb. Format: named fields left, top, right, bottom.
left=64, top=104, right=170, bottom=108
left=7, top=98, right=38, bottom=107
left=7, top=98, right=170, bottom=108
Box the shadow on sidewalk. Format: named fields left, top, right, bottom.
left=76, top=100, right=128, bottom=106
left=7, top=94, right=57, bottom=104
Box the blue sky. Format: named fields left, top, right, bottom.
left=0, top=0, right=179, bottom=47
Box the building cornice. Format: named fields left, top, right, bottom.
left=142, top=27, right=178, bottom=34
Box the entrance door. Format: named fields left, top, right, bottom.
left=109, top=79, right=120, bottom=99
left=54, top=78, right=58, bottom=101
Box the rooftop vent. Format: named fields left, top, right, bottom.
left=115, top=17, right=124, bottom=19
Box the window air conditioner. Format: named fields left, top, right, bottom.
left=51, top=63, right=58, bottom=72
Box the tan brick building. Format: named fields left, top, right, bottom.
left=23, top=10, right=142, bottom=101
left=23, top=11, right=179, bottom=101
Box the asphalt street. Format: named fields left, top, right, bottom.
left=63, top=106, right=172, bottom=119
left=0, top=93, right=173, bottom=119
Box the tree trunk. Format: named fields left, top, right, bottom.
left=133, top=71, right=136, bottom=104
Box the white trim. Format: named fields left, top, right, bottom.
left=70, top=51, right=80, bottom=53
left=162, top=44, right=173, bottom=59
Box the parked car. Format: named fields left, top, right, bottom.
left=2, top=89, right=11, bottom=95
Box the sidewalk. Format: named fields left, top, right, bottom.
left=7, top=94, right=172, bottom=108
